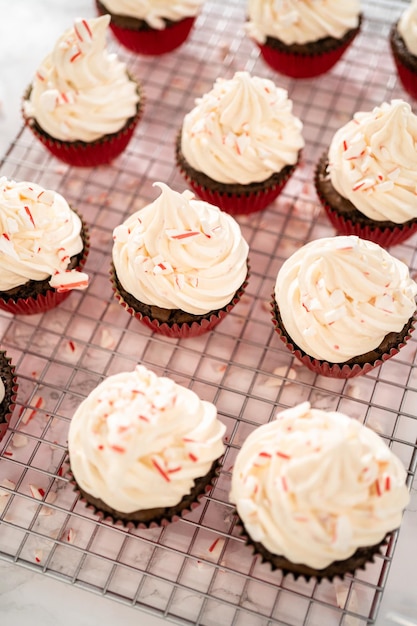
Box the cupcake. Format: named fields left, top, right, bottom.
left=390, top=1, right=417, bottom=101
left=315, top=100, right=417, bottom=247
left=0, top=351, right=19, bottom=444
left=176, top=71, right=304, bottom=216
left=22, top=15, right=144, bottom=167
left=68, top=364, right=226, bottom=527
left=246, top=0, right=362, bottom=79
left=271, top=236, right=417, bottom=378
left=230, top=401, right=410, bottom=580
left=95, top=0, right=203, bottom=55
left=0, top=177, right=89, bottom=315
left=111, top=182, right=249, bottom=338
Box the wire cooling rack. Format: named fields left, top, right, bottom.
left=1, top=1, right=417, bottom=624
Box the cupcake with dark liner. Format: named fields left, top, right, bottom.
left=68, top=364, right=226, bottom=528
left=315, top=100, right=417, bottom=247
left=271, top=236, right=417, bottom=379
left=390, top=1, right=417, bottom=101
left=95, top=0, right=203, bottom=55
left=22, top=15, right=144, bottom=167
left=0, top=351, right=19, bottom=444
left=111, top=182, right=249, bottom=338
left=246, top=0, right=362, bottom=79
left=176, top=71, right=304, bottom=216
left=0, top=177, right=89, bottom=316
left=230, top=402, right=410, bottom=580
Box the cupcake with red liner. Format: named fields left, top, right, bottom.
left=111, top=182, right=249, bottom=338
left=246, top=0, right=362, bottom=79
left=0, top=177, right=89, bottom=316
left=315, top=100, right=417, bottom=247
left=22, top=15, right=144, bottom=167
left=271, top=236, right=417, bottom=379
left=0, top=351, right=19, bottom=445
left=230, top=401, right=410, bottom=580
left=95, top=0, right=203, bottom=55
left=176, top=71, right=304, bottom=216
left=390, top=1, right=417, bottom=101
left=68, top=364, right=226, bottom=527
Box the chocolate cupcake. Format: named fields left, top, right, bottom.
left=390, top=1, right=417, bottom=100
left=68, top=364, right=226, bottom=527
left=111, top=182, right=249, bottom=338
left=246, top=0, right=362, bottom=78
left=95, top=0, right=202, bottom=55
left=315, top=100, right=417, bottom=247
left=176, top=71, right=304, bottom=216
left=0, top=351, right=19, bottom=444
left=0, top=178, right=89, bottom=316
left=230, top=402, right=410, bottom=580
left=271, top=236, right=417, bottom=378
left=22, top=15, right=144, bottom=167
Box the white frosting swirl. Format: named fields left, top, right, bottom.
left=274, top=236, right=417, bottom=363
left=68, top=364, right=226, bottom=512
left=230, top=401, right=410, bottom=569
left=0, top=177, right=88, bottom=291
left=99, top=0, right=204, bottom=29
left=23, top=16, right=140, bottom=142
left=398, top=0, right=417, bottom=56
left=328, top=100, right=417, bottom=223
left=180, top=71, right=304, bottom=185
left=0, top=378, right=5, bottom=404
left=112, top=182, right=249, bottom=315
left=246, top=0, right=361, bottom=45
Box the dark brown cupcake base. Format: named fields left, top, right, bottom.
left=314, top=152, right=417, bottom=247
left=0, top=352, right=19, bottom=444
left=390, top=21, right=417, bottom=101
left=23, top=80, right=145, bottom=167
left=68, top=458, right=222, bottom=529
left=110, top=263, right=249, bottom=338
left=271, top=295, right=416, bottom=378
left=95, top=0, right=196, bottom=55
left=176, top=130, right=298, bottom=215
left=235, top=514, right=388, bottom=582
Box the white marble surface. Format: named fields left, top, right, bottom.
left=0, top=2, right=417, bottom=626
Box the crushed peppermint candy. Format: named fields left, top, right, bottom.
left=49, top=270, right=89, bottom=292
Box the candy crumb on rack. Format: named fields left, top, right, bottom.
left=11, top=433, right=28, bottom=448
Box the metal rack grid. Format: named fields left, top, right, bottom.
left=0, top=1, right=416, bottom=624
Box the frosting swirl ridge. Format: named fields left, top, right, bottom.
left=180, top=71, right=304, bottom=184
left=274, top=236, right=417, bottom=363
left=328, top=100, right=417, bottom=223
left=0, top=177, right=87, bottom=291
left=68, top=365, right=226, bottom=512
left=112, top=182, right=249, bottom=314
left=246, top=0, right=361, bottom=45
left=230, top=402, right=410, bottom=569
left=24, top=15, right=140, bottom=142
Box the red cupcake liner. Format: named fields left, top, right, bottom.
left=392, top=55, right=417, bottom=101
left=256, top=37, right=354, bottom=79
left=66, top=457, right=222, bottom=530
left=108, top=17, right=196, bottom=55
left=0, top=353, right=19, bottom=445
left=0, top=221, right=90, bottom=316
left=321, top=201, right=417, bottom=248
left=112, top=278, right=248, bottom=338
left=271, top=298, right=416, bottom=379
